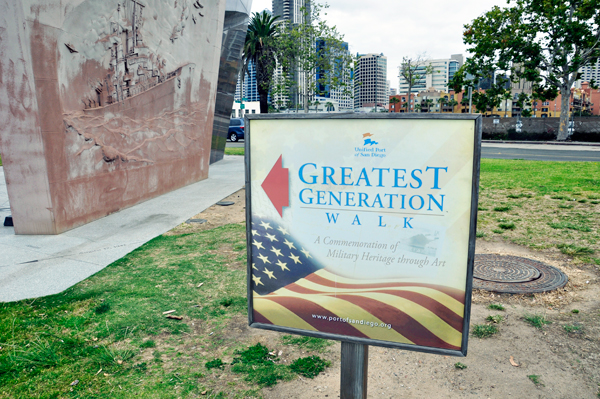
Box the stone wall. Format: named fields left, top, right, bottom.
left=482, top=117, right=600, bottom=141
left=0, top=0, right=226, bottom=234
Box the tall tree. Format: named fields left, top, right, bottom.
left=389, top=96, right=400, bottom=112
left=242, top=11, right=280, bottom=114
left=437, top=97, right=446, bottom=113
left=275, top=3, right=354, bottom=113
left=462, top=0, right=600, bottom=140
left=399, top=55, right=434, bottom=112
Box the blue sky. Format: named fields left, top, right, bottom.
left=251, top=0, right=505, bottom=90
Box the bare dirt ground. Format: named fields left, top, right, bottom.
left=189, top=189, right=600, bottom=398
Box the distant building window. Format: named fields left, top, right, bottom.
left=252, top=110, right=256, bottom=114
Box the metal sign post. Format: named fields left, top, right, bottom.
left=340, top=342, right=368, bottom=399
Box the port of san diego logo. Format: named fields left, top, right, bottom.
left=355, top=133, right=387, bottom=158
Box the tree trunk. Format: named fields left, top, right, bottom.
left=259, top=90, right=269, bottom=114
left=556, top=85, right=571, bottom=141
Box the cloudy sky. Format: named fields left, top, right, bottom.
left=250, top=0, right=505, bottom=90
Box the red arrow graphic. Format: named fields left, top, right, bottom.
left=261, top=155, right=289, bottom=217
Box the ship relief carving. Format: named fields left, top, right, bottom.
left=62, top=0, right=208, bottom=173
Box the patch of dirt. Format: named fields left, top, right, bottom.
left=166, top=189, right=246, bottom=235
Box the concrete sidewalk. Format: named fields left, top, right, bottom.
left=0, top=156, right=245, bottom=303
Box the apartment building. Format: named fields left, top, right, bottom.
left=398, top=54, right=463, bottom=94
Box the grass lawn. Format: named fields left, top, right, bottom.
left=0, top=158, right=598, bottom=398
left=224, top=147, right=244, bottom=156
left=478, top=159, right=600, bottom=264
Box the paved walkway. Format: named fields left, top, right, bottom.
left=0, top=156, right=245, bottom=302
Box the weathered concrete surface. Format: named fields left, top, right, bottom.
left=0, top=156, right=245, bottom=302
left=0, top=0, right=226, bottom=234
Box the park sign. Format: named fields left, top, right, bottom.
left=245, top=113, right=482, bottom=357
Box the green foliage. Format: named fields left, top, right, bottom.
left=498, top=222, right=516, bottom=230
left=563, top=324, right=583, bottom=334
left=524, top=314, right=551, bottom=329
left=93, top=302, right=111, bottom=315
left=548, top=222, right=591, bottom=232
left=242, top=11, right=281, bottom=113
left=461, top=0, right=600, bottom=139
left=280, top=335, right=333, bottom=352
left=224, top=147, right=244, bottom=156
left=487, top=303, right=505, bottom=311
left=471, top=324, right=498, bottom=338
left=205, top=358, right=226, bottom=370
left=572, top=309, right=580, bottom=314
left=527, top=375, right=543, bottom=385
left=399, top=55, right=434, bottom=112
left=230, top=344, right=293, bottom=387
left=273, top=3, right=354, bottom=112
left=557, top=243, right=594, bottom=256
left=486, top=315, right=504, bottom=324
left=476, top=231, right=486, bottom=238
left=139, top=340, right=156, bottom=349
left=493, top=205, right=512, bottom=212
left=289, top=356, right=330, bottom=378
left=454, top=362, right=468, bottom=370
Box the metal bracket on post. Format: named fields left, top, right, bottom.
left=340, top=342, right=368, bottom=399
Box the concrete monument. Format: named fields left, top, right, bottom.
left=0, top=0, right=226, bottom=234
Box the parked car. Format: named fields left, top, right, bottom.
left=228, top=118, right=244, bottom=142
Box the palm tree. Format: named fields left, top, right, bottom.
left=389, top=97, right=400, bottom=112
left=325, top=101, right=334, bottom=112
left=424, top=98, right=434, bottom=113
left=242, top=11, right=280, bottom=114
left=437, top=97, right=446, bottom=113
left=447, top=99, right=458, bottom=113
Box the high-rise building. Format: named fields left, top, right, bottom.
left=398, top=54, right=463, bottom=94
left=272, top=0, right=308, bottom=24
left=579, top=58, right=600, bottom=84
left=271, top=0, right=311, bottom=109
left=235, top=60, right=260, bottom=102
left=354, top=53, right=388, bottom=110
left=315, top=40, right=353, bottom=111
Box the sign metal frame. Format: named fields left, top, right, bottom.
left=245, top=113, right=482, bottom=357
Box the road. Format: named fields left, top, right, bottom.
left=481, top=143, right=600, bottom=162
left=226, top=141, right=600, bottom=162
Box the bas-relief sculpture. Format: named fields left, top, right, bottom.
left=0, top=0, right=226, bottom=234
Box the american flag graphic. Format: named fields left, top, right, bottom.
left=250, top=215, right=465, bottom=350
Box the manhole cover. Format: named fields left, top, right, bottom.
left=473, top=254, right=568, bottom=294
left=216, top=201, right=235, bottom=206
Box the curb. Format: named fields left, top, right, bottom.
left=482, top=140, right=600, bottom=147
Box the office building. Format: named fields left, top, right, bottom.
left=354, top=53, right=388, bottom=110
left=271, top=0, right=311, bottom=109
left=235, top=59, right=260, bottom=102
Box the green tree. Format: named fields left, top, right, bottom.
left=389, top=96, right=400, bottom=112
left=447, top=99, right=459, bottom=113
left=399, top=55, right=434, bottom=112
left=437, top=97, right=446, bottom=113
left=324, top=101, right=335, bottom=112
left=462, top=0, right=600, bottom=140
left=424, top=98, right=434, bottom=113
left=242, top=11, right=280, bottom=114
left=275, top=3, right=354, bottom=113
